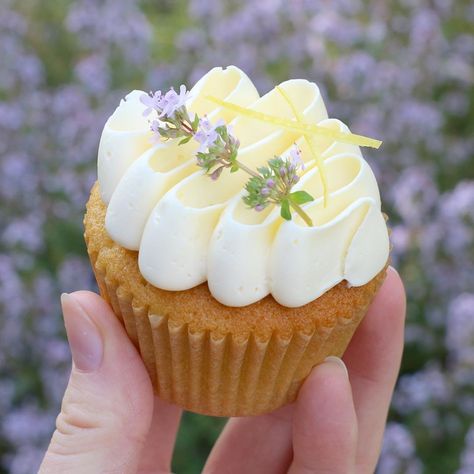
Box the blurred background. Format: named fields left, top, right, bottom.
left=0, top=0, right=473, bottom=472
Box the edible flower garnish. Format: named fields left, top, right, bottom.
left=140, top=87, right=316, bottom=225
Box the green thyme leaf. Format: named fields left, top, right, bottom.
left=192, top=114, right=200, bottom=131
left=178, top=135, right=192, bottom=145
left=289, top=190, right=314, bottom=205
left=280, top=198, right=291, bottom=220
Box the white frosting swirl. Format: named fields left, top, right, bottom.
left=97, top=66, right=389, bottom=308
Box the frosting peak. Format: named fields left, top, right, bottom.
left=97, top=66, right=389, bottom=307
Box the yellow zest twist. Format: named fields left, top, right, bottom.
left=205, top=95, right=383, bottom=149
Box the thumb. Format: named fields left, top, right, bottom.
left=40, top=291, right=154, bottom=474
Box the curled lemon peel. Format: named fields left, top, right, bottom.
left=205, top=95, right=383, bottom=149
left=275, top=85, right=329, bottom=206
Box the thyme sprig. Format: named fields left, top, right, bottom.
left=140, top=87, right=314, bottom=225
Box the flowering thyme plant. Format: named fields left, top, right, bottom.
left=194, top=118, right=241, bottom=180
left=243, top=148, right=314, bottom=226
left=141, top=88, right=315, bottom=225
left=140, top=85, right=199, bottom=142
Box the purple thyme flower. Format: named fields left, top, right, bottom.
left=273, top=147, right=305, bottom=189
left=289, top=145, right=305, bottom=170
left=140, top=85, right=192, bottom=119
left=140, top=91, right=162, bottom=117
left=194, top=116, right=224, bottom=151
left=158, top=84, right=191, bottom=118
left=149, top=119, right=160, bottom=133
left=210, top=166, right=224, bottom=181
left=147, top=119, right=164, bottom=144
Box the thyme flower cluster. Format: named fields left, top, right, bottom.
left=195, top=118, right=240, bottom=181
left=140, top=87, right=314, bottom=224
left=243, top=148, right=314, bottom=225
left=140, top=85, right=199, bottom=142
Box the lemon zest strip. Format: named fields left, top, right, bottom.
left=206, top=95, right=383, bottom=149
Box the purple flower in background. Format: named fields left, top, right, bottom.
left=58, top=256, right=94, bottom=294
left=74, top=54, right=110, bottom=95
left=66, top=0, right=151, bottom=64
left=391, top=166, right=439, bottom=224
left=4, top=446, right=45, bottom=474
left=392, top=365, right=452, bottom=415
left=440, top=181, right=474, bottom=252
left=377, top=423, right=423, bottom=474
left=446, top=293, right=474, bottom=369
left=458, top=425, right=474, bottom=474
left=1, top=0, right=474, bottom=471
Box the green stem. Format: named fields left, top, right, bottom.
left=235, top=159, right=261, bottom=179
left=289, top=200, right=313, bottom=227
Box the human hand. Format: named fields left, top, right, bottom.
left=40, top=267, right=405, bottom=474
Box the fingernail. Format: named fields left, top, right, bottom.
left=324, top=356, right=349, bottom=378
left=61, top=293, right=103, bottom=372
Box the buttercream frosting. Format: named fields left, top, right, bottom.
left=97, top=65, right=389, bottom=308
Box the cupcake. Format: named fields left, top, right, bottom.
left=84, top=65, right=390, bottom=416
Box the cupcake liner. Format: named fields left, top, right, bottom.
left=87, top=248, right=368, bottom=416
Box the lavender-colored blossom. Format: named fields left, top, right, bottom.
left=2, top=214, right=44, bottom=252
left=74, top=54, right=110, bottom=95
left=58, top=256, right=95, bottom=294
left=149, top=119, right=161, bottom=133
left=4, top=446, right=45, bottom=474
left=2, top=405, right=53, bottom=445
left=158, top=85, right=192, bottom=118
left=194, top=116, right=223, bottom=151
left=66, top=0, right=151, bottom=64
left=140, top=85, right=192, bottom=129
left=377, top=423, right=423, bottom=474
left=391, top=167, right=438, bottom=224
left=288, top=145, right=305, bottom=170
left=446, top=293, right=474, bottom=368
left=392, top=365, right=452, bottom=415
left=458, top=425, right=474, bottom=474
left=439, top=181, right=474, bottom=253
left=140, top=91, right=163, bottom=117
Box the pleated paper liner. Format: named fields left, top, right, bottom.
left=84, top=183, right=387, bottom=417
left=90, top=258, right=370, bottom=416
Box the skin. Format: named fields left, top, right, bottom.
left=40, top=266, right=405, bottom=474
